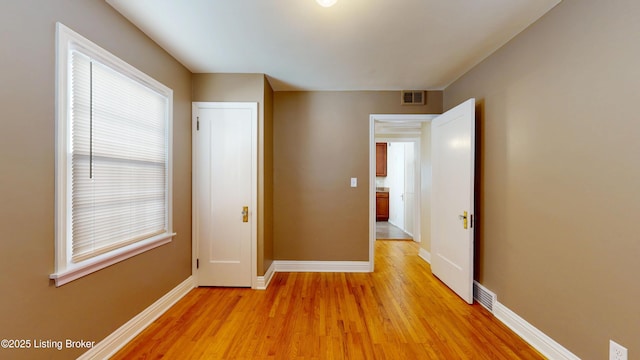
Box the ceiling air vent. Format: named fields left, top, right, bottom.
left=401, top=90, right=425, bottom=105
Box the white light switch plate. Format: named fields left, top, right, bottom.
left=350, top=177, right=357, bottom=187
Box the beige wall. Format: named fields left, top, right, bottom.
left=263, top=77, right=275, bottom=272
left=0, top=1, right=192, bottom=359
left=273, top=91, right=442, bottom=261
left=444, top=0, right=640, bottom=357
left=192, top=73, right=274, bottom=275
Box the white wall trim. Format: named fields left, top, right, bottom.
left=255, top=261, right=368, bottom=289
left=274, top=261, right=370, bottom=273
left=77, top=276, right=195, bottom=360
left=493, top=301, right=580, bottom=360
left=418, top=248, right=431, bottom=264
left=255, top=262, right=276, bottom=290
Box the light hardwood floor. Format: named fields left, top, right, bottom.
left=113, top=241, right=543, bottom=359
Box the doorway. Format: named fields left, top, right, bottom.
left=368, top=114, right=436, bottom=271
left=369, top=99, right=476, bottom=304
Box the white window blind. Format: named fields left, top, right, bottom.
left=69, top=51, right=169, bottom=262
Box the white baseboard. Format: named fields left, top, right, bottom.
left=273, top=260, right=370, bottom=273
left=493, top=301, right=580, bottom=360
left=255, top=262, right=275, bottom=290
left=418, top=248, right=431, bottom=264
left=78, top=276, right=195, bottom=360
left=255, top=261, right=369, bottom=289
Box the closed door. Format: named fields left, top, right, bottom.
left=193, top=102, right=257, bottom=287
left=431, top=98, right=475, bottom=303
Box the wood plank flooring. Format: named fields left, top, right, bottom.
left=112, top=241, right=543, bottom=359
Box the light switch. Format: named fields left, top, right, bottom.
left=350, top=177, right=357, bottom=187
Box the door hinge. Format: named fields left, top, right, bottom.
left=196, top=258, right=199, bottom=269
left=470, top=214, right=474, bottom=228
left=196, top=117, right=200, bottom=131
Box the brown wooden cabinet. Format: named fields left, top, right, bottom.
left=376, top=142, right=387, bottom=177
left=376, top=191, right=389, bottom=221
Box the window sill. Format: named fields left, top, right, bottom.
left=50, top=233, right=175, bottom=287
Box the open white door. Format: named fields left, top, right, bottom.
left=431, top=98, right=475, bottom=304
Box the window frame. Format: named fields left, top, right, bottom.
left=51, top=23, right=174, bottom=287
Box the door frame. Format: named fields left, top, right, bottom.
left=192, top=102, right=258, bottom=288
left=369, top=114, right=436, bottom=271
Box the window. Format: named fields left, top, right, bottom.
left=51, top=23, right=174, bottom=286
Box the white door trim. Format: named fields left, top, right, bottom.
left=192, top=102, right=258, bottom=289
left=369, top=114, right=436, bottom=271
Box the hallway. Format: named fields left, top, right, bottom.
left=376, top=221, right=412, bottom=240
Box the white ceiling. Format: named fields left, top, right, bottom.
left=106, top=0, right=560, bottom=91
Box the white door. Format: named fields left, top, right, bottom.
left=403, top=142, right=415, bottom=236
left=193, top=102, right=257, bottom=287
left=388, top=143, right=405, bottom=228
left=431, top=98, right=475, bottom=304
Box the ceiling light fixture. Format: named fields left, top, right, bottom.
left=316, top=0, right=337, bottom=7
